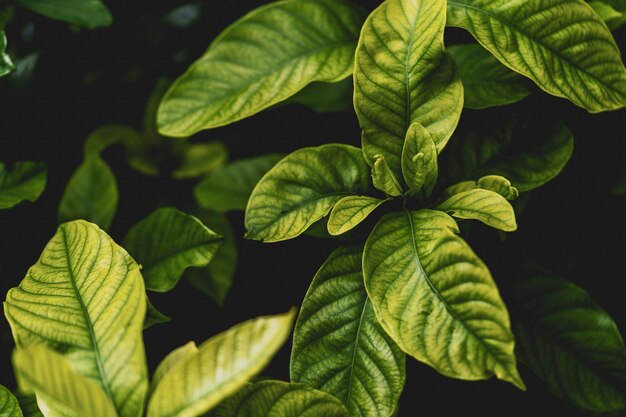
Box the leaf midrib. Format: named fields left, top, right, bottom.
left=344, top=297, right=368, bottom=407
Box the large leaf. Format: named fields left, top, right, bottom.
left=245, top=144, right=371, bottom=242
left=147, top=310, right=295, bottom=417
left=194, top=154, right=283, bottom=213
left=58, top=156, right=118, bottom=230
left=447, top=0, right=626, bottom=112
left=14, top=0, right=112, bottom=29
left=0, top=385, right=22, bottom=417
left=209, top=380, right=350, bottom=417
left=513, top=270, right=626, bottom=411
left=4, top=221, right=148, bottom=417
left=0, top=162, right=47, bottom=209
left=13, top=346, right=117, bottom=417
left=354, top=0, right=463, bottom=178
left=436, top=188, right=517, bottom=232
left=150, top=342, right=198, bottom=395
left=1, top=30, right=14, bottom=78
left=124, top=207, right=223, bottom=292
left=441, top=112, right=574, bottom=192
left=327, top=196, right=388, bottom=236
left=363, top=210, right=524, bottom=389
left=157, top=0, right=365, bottom=136
left=291, top=245, right=405, bottom=417
left=448, top=44, right=534, bottom=109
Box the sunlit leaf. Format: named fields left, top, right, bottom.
left=371, top=154, right=403, bottom=197
left=436, top=188, right=517, bottom=231
left=443, top=175, right=519, bottom=201
left=401, top=123, right=438, bottom=198
left=150, top=342, right=198, bottom=395
left=327, top=196, right=388, bottom=236
left=0, top=384, right=22, bottom=417
left=14, top=0, right=112, bottom=29
left=0, top=162, right=47, bottom=210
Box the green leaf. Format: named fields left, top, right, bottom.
left=441, top=113, right=574, bottom=192
left=14, top=0, right=112, bottom=29
left=285, top=78, right=354, bottom=113
left=327, top=196, right=388, bottom=236
left=436, top=188, right=517, bottom=232
left=124, top=207, right=223, bottom=292
left=594, top=0, right=626, bottom=29
left=354, top=0, right=463, bottom=179
left=245, top=144, right=371, bottom=242
left=150, top=341, right=198, bottom=395
left=185, top=211, right=237, bottom=306
left=0, top=162, right=47, bottom=209
left=13, top=345, right=117, bottom=417
left=147, top=310, right=296, bottom=417
left=371, top=155, right=403, bottom=197
left=446, top=0, right=626, bottom=112
left=290, top=245, right=405, bottom=417
left=443, top=175, right=519, bottom=200
left=194, top=154, right=283, bottom=213
left=209, top=380, right=350, bottom=417
left=172, top=142, right=228, bottom=180
left=157, top=0, right=365, bottom=136
left=14, top=394, right=42, bottom=417
left=4, top=221, right=148, bottom=417
left=401, top=123, right=438, bottom=198
left=83, top=125, right=142, bottom=157
left=363, top=210, right=524, bottom=389
left=1, top=30, right=15, bottom=78
left=58, top=156, right=118, bottom=230
left=589, top=1, right=625, bottom=29
left=513, top=270, right=626, bottom=412
left=145, top=297, right=171, bottom=330
left=448, top=43, right=534, bottom=109
left=0, top=385, right=22, bottom=417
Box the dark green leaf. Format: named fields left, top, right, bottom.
left=1, top=30, right=15, bottom=78
left=286, top=78, right=353, bottom=113
left=14, top=0, right=112, bottom=29
left=0, top=385, right=22, bottom=417
left=172, top=142, right=228, bottom=180
left=0, top=162, right=47, bottom=210
left=144, top=297, right=171, bottom=330
left=14, top=394, right=42, bottom=417
left=589, top=1, right=625, bottom=29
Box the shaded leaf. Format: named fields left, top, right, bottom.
left=172, top=142, right=228, bottom=180
left=327, top=196, right=388, bottom=236
left=291, top=245, right=405, bottom=417
left=83, top=125, right=140, bottom=157
left=371, top=155, right=403, bottom=197
left=1, top=30, right=14, bottom=78
left=145, top=297, right=171, bottom=330
left=0, top=162, right=47, bottom=210
left=593, top=0, right=626, bottom=29
left=286, top=78, right=353, bottom=113
left=589, top=1, right=625, bottom=29
left=14, top=0, right=112, bottom=29
left=436, top=188, right=517, bottom=231
left=14, top=394, right=42, bottom=417
left=0, top=385, right=22, bottom=417
left=401, top=123, right=438, bottom=198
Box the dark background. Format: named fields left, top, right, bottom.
left=1, top=0, right=625, bottom=415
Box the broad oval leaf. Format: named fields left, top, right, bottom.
left=513, top=270, right=626, bottom=411
left=13, top=346, right=117, bottom=417
left=14, top=0, right=112, bottom=29
left=290, top=245, right=405, bottom=417
left=147, top=310, right=296, bottom=417
left=448, top=43, right=534, bottom=109
left=446, top=0, right=626, bottom=112
left=150, top=342, right=198, bottom=395
left=124, top=207, right=223, bottom=292
left=363, top=210, right=524, bottom=389
left=210, top=380, right=350, bottom=417
left=436, top=188, right=518, bottom=232
left=194, top=154, right=283, bottom=213
left=401, top=123, right=438, bottom=197
left=0, top=162, right=47, bottom=210
left=245, top=144, right=371, bottom=242
left=157, top=0, right=365, bottom=136
left=58, top=156, right=118, bottom=230
left=1, top=30, right=14, bottom=78
left=354, top=0, right=463, bottom=178
left=0, top=384, right=22, bottom=417
left=327, top=196, right=388, bottom=236
left=4, top=220, right=148, bottom=417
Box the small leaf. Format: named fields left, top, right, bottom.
left=0, top=162, right=47, bottom=209
left=58, top=156, right=118, bottom=230
left=145, top=297, right=171, bottom=330
left=157, top=0, right=365, bottom=136
left=513, top=269, right=626, bottom=411
left=0, top=384, right=22, bottom=417
left=210, top=380, right=350, bottom=417
left=14, top=0, right=112, bottom=29
left=401, top=123, right=438, bottom=198
left=13, top=346, right=117, bottom=417
left=447, top=0, right=626, bottom=112
left=194, top=154, right=283, bottom=213
left=448, top=43, right=534, bottom=109
left=172, top=142, right=228, bottom=180
left=363, top=210, right=524, bottom=389
left=589, top=1, right=625, bottom=29
left=147, top=310, right=296, bottom=417
left=371, top=155, right=403, bottom=197
left=291, top=245, right=405, bottom=417
left=286, top=78, right=354, bottom=113
left=436, top=188, right=518, bottom=232
left=592, top=0, right=626, bottom=29
left=83, top=125, right=142, bottom=157
left=245, top=144, right=371, bottom=242
left=150, top=341, right=198, bottom=395
left=4, top=221, right=149, bottom=417
left=327, top=196, right=388, bottom=236
left=354, top=0, right=463, bottom=178
left=1, top=30, right=15, bottom=78
left=477, top=176, right=519, bottom=200
left=124, top=207, right=223, bottom=292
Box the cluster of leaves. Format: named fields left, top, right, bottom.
left=1, top=0, right=626, bottom=416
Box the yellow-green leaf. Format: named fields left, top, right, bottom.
left=327, top=196, right=388, bottom=236
left=589, top=1, right=625, bottom=29
left=436, top=188, right=518, bottom=232
left=0, top=384, right=22, bottom=417
left=443, top=175, right=519, bottom=200
left=401, top=123, right=438, bottom=198
left=172, top=142, right=228, bottom=180
left=371, top=154, right=403, bottom=197
left=0, top=162, right=47, bottom=210
left=147, top=310, right=296, bottom=417
left=4, top=220, right=148, bottom=417
left=150, top=342, right=198, bottom=395
left=157, top=0, right=365, bottom=136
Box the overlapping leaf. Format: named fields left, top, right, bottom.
left=0, top=384, right=22, bottom=417
left=363, top=210, right=524, bottom=388
left=14, top=0, right=112, bottom=29
left=513, top=270, right=626, bottom=411
left=0, top=162, right=47, bottom=209
left=147, top=310, right=295, bottom=417
left=4, top=221, right=148, bottom=417
left=327, top=196, right=388, bottom=236
left=124, top=207, right=223, bottom=292
left=447, top=0, right=626, bottom=112
left=291, top=245, right=405, bottom=417
left=436, top=188, right=517, bottom=231
left=286, top=78, right=354, bottom=113
left=354, top=0, right=463, bottom=178
left=157, top=0, right=365, bottom=136
left=172, top=142, right=228, bottom=180
left=14, top=394, right=42, bottom=417
left=371, top=155, right=403, bottom=197
left=401, top=123, right=438, bottom=197
left=245, top=144, right=371, bottom=242
left=589, top=1, right=626, bottom=29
